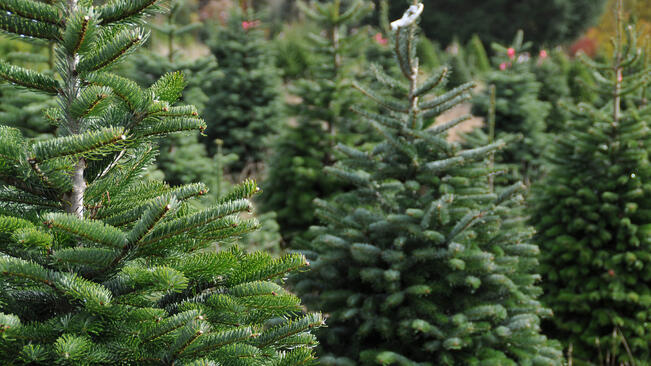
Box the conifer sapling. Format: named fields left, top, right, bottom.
left=295, top=3, right=562, bottom=365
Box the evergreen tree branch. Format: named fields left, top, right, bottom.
left=0, top=12, right=61, bottom=40
left=98, top=0, right=163, bottom=25
left=0, top=255, right=112, bottom=309
left=0, top=61, right=60, bottom=94
left=0, top=173, right=52, bottom=199
left=78, top=28, right=148, bottom=72
left=0, top=0, right=63, bottom=26
left=44, top=212, right=127, bottom=249
left=138, top=199, right=252, bottom=246
left=62, top=12, right=97, bottom=55
left=30, top=127, right=127, bottom=162
left=86, top=72, right=145, bottom=111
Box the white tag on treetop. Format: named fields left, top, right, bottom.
left=390, top=3, right=424, bottom=30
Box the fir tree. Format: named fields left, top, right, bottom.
left=294, top=3, right=562, bottom=365
left=470, top=31, right=551, bottom=183
left=466, top=35, right=491, bottom=76
left=201, top=9, right=284, bottom=172
left=262, top=0, right=371, bottom=243
left=533, top=3, right=651, bottom=362
left=0, top=1, right=322, bottom=364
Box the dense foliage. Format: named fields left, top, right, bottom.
left=533, top=21, right=651, bottom=363
left=118, top=0, right=215, bottom=186
left=0, top=0, right=648, bottom=364
left=0, top=1, right=322, bottom=364
left=294, top=4, right=562, bottom=364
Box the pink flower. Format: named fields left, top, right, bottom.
left=374, top=32, right=388, bottom=46
left=241, top=20, right=260, bottom=30
left=507, top=47, right=516, bottom=60
left=539, top=49, right=548, bottom=59
left=499, top=62, right=508, bottom=71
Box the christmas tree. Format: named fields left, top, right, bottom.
left=294, top=3, right=562, bottom=365
left=533, top=2, right=651, bottom=362
left=0, top=1, right=322, bottom=364
left=201, top=9, right=284, bottom=173
left=470, top=31, right=551, bottom=183
left=262, top=0, right=372, bottom=243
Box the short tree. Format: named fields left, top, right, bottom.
left=0, top=1, right=322, bottom=364
left=295, top=3, right=562, bottom=365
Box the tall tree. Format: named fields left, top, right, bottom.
left=294, top=3, right=562, bottom=364
left=0, top=1, right=322, bottom=364
left=533, top=2, right=651, bottom=362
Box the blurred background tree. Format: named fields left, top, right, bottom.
left=201, top=9, right=284, bottom=173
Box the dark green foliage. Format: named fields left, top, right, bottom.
left=262, top=0, right=372, bottom=243
left=382, top=0, right=608, bottom=48
left=567, top=53, right=602, bottom=105
left=0, top=1, right=322, bottom=364
left=295, top=4, right=562, bottom=364
left=201, top=10, right=284, bottom=171
left=470, top=31, right=551, bottom=183
left=201, top=141, right=284, bottom=256
left=533, top=21, right=651, bottom=363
